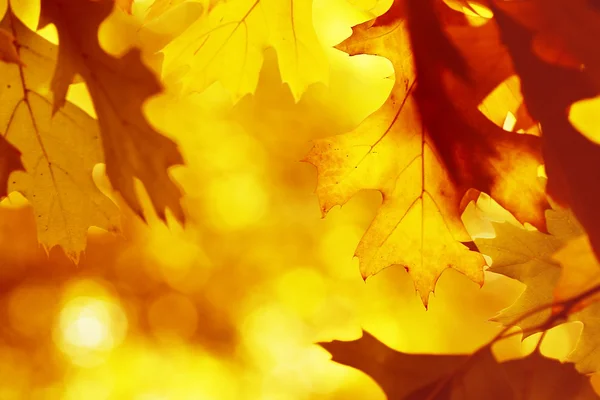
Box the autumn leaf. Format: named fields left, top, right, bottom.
left=0, top=26, right=21, bottom=65
left=0, top=12, right=119, bottom=260
left=320, top=330, right=599, bottom=399
left=161, top=0, right=329, bottom=102
left=474, top=209, right=582, bottom=335
left=553, top=235, right=600, bottom=308
left=39, top=0, right=185, bottom=222
left=305, top=0, right=548, bottom=306
left=474, top=209, right=600, bottom=372
left=569, top=303, right=600, bottom=374
left=490, top=2, right=600, bottom=266
left=493, top=0, right=600, bottom=92
left=552, top=237, right=600, bottom=373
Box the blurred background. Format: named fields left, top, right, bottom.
left=0, top=0, right=593, bottom=398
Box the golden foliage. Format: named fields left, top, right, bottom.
left=1, top=0, right=600, bottom=398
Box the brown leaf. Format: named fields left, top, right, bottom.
left=491, top=1, right=600, bottom=266
left=320, top=330, right=598, bottom=399
left=320, top=331, right=510, bottom=400
left=39, top=0, right=185, bottom=222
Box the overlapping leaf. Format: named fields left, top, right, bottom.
left=491, top=1, right=600, bottom=264
left=40, top=0, right=185, bottom=222
left=474, top=209, right=582, bottom=335
left=161, top=0, right=328, bottom=101
left=552, top=237, right=600, bottom=373
left=305, top=0, right=548, bottom=306
left=0, top=12, right=119, bottom=260
left=321, top=330, right=599, bottom=399
left=474, top=207, right=600, bottom=372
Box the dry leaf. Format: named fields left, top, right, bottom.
left=491, top=1, right=600, bottom=267
left=39, top=0, right=185, bottom=222
left=0, top=12, right=119, bottom=260
left=321, top=330, right=599, bottom=399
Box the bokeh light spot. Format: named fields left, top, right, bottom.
left=55, top=286, right=128, bottom=367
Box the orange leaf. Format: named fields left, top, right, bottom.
left=0, top=26, right=23, bottom=65
left=305, top=0, right=548, bottom=306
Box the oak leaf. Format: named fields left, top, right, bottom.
left=0, top=12, right=119, bottom=260
left=161, top=0, right=328, bottom=101
left=320, top=330, right=599, bottom=399
left=39, top=0, right=185, bottom=222
left=305, top=0, right=547, bottom=306
left=474, top=209, right=582, bottom=335
left=491, top=1, right=600, bottom=266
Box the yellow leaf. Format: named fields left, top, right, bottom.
left=475, top=209, right=582, bottom=335
left=0, top=13, right=119, bottom=260
left=40, top=0, right=185, bottom=222
left=568, top=303, right=600, bottom=374
left=553, top=235, right=600, bottom=308
left=305, top=0, right=547, bottom=306
left=162, top=0, right=329, bottom=102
